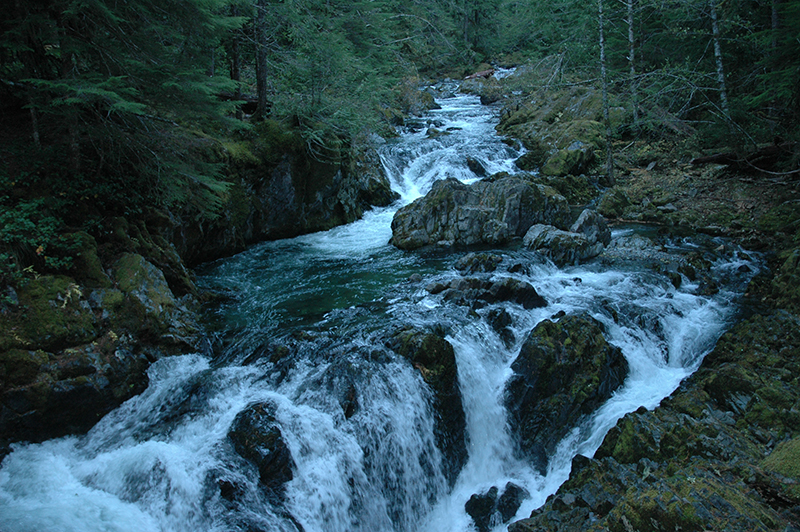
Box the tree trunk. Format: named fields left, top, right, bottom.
left=771, top=0, right=780, bottom=51
left=627, top=0, right=639, bottom=130
left=709, top=0, right=730, bottom=120
left=230, top=5, right=242, bottom=120
left=29, top=102, right=41, bottom=149
left=255, top=0, right=269, bottom=121
left=599, top=0, right=614, bottom=183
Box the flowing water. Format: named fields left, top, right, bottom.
left=0, top=84, right=759, bottom=532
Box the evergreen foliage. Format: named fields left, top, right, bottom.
left=1, top=0, right=798, bottom=285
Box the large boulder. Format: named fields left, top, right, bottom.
left=570, top=209, right=611, bottom=247
left=504, top=314, right=628, bottom=474
left=523, top=225, right=605, bottom=266
left=0, top=254, right=201, bottom=450
left=390, top=176, right=571, bottom=250
left=385, top=327, right=467, bottom=486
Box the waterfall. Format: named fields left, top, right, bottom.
left=0, top=87, right=758, bottom=532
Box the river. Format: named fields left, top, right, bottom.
left=0, top=83, right=758, bottom=532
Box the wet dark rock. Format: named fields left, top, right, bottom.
left=390, top=176, right=570, bottom=250
left=466, top=487, right=499, bottom=532
left=229, top=402, right=295, bottom=493
left=466, top=482, right=531, bottom=532
left=431, top=276, right=547, bottom=310
left=386, top=326, right=467, bottom=486
left=172, top=140, right=398, bottom=266
left=467, top=156, right=488, bottom=176
left=505, top=314, right=628, bottom=475
left=487, top=307, right=515, bottom=346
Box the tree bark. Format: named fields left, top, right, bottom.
left=627, top=0, right=639, bottom=130
left=230, top=4, right=242, bottom=120
left=709, top=0, right=730, bottom=120
left=599, top=0, right=614, bottom=183
left=255, top=0, right=269, bottom=121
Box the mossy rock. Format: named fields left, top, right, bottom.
left=0, top=275, right=98, bottom=351
left=386, top=326, right=466, bottom=485
left=772, top=248, right=800, bottom=312
left=505, top=314, right=629, bottom=473
left=541, top=141, right=595, bottom=177
left=597, top=188, right=632, bottom=219
left=67, top=231, right=111, bottom=288
left=762, top=437, right=800, bottom=499
left=0, top=349, right=50, bottom=388
left=111, top=253, right=177, bottom=337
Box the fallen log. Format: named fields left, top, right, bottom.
left=465, top=69, right=495, bottom=80
left=691, top=141, right=797, bottom=174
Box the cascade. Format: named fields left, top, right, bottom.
left=0, top=85, right=758, bottom=532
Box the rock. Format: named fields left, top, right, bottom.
left=466, top=482, right=531, bottom=532
left=504, top=314, right=628, bottom=474
left=509, top=312, right=800, bottom=532
left=466, top=157, right=488, bottom=176
left=228, top=402, right=295, bottom=493
left=426, top=127, right=449, bottom=138
left=465, top=487, right=499, bottom=532
left=487, top=307, right=515, bottom=346
left=523, top=224, right=605, bottom=266
left=386, top=327, right=467, bottom=486
left=570, top=209, right=611, bottom=246
left=772, top=248, right=800, bottom=313
left=390, top=176, right=571, bottom=250
left=541, top=141, right=595, bottom=177
left=67, top=231, right=112, bottom=288
left=171, top=138, right=398, bottom=266
left=0, top=331, right=150, bottom=446
left=0, top=275, right=98, bottom=352
left=112, top=253, right=177, bottom=335
left=432, top=276, right=548, bottom=310
left=454, top=252, right=503, bottom=274
left=597, top=188, right=631, bottom=219
left=0, top=254, right=200, bottom=447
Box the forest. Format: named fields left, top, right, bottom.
left=0, top=0, right=798, bottom=286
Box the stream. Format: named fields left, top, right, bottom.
left=0, top=83, right=759, bottom=532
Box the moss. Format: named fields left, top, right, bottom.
left=597, top=188, right=631, bottom=219
left=772, top=248, right=800, bottom=312
left=67, top=231, right=111, bottom=288
left=223, top=141, right=261, bottom=166
left=0, top=348, right=50, bottom=387
left=0, top=275, right=98, bottom=351
left=762, top=438, right=800, bottom=493
left=757, top=203, right=800, bottom=236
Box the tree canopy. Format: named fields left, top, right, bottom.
left=1, top=0, right=798, bottom=284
